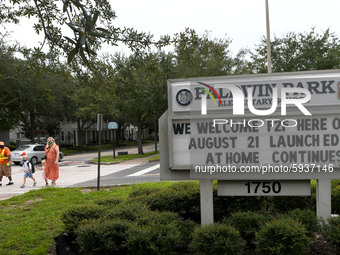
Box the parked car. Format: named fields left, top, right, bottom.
left=11, top=144, right=64, bottom=165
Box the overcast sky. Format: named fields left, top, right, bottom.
left=4, top=0, right=340, bottom=56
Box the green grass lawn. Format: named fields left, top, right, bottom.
left=145, top=155, right=160, bottom=161
left=1, top=180, right=337, bottom=254
left=91, top=151, right=159, bottom=163
left=0, top=182, right=172, bottom=255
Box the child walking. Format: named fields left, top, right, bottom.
left=36, top=158, right=48, bottom=186
left=20, top=152, right=37, bottom=188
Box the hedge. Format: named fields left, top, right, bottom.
left=323, top=216, right=340, bottom=252
left=76, top=218, right=130, bottom=255
left=256, top=218, right=311, bottom=255
left=227, top=211, right=272, bottom=248
left=189, top=223, right=243, bottom=255
left=60, top=181, right=340, bottom=254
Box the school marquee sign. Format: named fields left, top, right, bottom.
left=160, top=70, right=340, bottom=180
left=159, top=70, right=340, bottom=223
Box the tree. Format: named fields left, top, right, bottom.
left=0, top=38, right=24, bottom=130
left=1, top=0, right=172, bottom=66
left=231, top=48, right=255, bottom=75
left=174, top=28, right=234, bottom=78
left=0, top=35, right=75, bottom=142
left=68, top=83, right=98, bottom=147
left=19, top=55, right=75, bottom=142
left=112, top=52, right=175, bottom=154
left=67, top=57, right=120, bottom=147
left=251, top=28, right=340, bottom=73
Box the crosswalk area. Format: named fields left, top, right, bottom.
left=57, top=163, right=140, bottom=187
left=127, top=164, right=160, bottom=177
left=0, top=162, right=161, bottom=199
left=73, top=162, right=161, bottom=187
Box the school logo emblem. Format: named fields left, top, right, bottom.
left=176, top=89, right=193, bottom=107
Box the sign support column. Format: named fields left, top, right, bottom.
left=97, top=113, right=103, bottom=191
left=200, top=179, right=214, bottom=225
left=316, top=179, right=332, bottom=222
left=113, top=130, right=116, bottom=159
left=108, top=122, right=118, bottom=159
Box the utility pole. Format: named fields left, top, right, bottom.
left=97, top=113, right=103, bottom=191
left=265, top=0, right=272, bottom=73
left=154, top=113, right=157, bottom=152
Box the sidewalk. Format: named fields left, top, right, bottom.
left=0, top=162, right=138, bottom=201
left=0, top=143, right=159, bottom=201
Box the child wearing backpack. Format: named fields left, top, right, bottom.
left=20, top=152, right=37, bottom=188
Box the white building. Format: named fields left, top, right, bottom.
left=9, top=121, right=143, bottom=147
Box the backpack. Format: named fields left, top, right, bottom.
left=26, top=161, right=35, bottom=173
left=30, top=162, right=35, bottom=173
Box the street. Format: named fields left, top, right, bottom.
left=0, top=144, right=160, bottom=200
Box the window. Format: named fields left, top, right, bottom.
left=61, top=131, right=65, bottom=141
left=33, top=146, right=45, bottom=151
left=17, top=146, right=30, bottom=150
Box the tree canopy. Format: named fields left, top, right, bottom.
left=2, top=2, right=340, bottom=151
left=252, top=28, right=340, bottom=73
left=111, top=52, right=174, bottom=153
left=1, top=0, right=172, bottom=65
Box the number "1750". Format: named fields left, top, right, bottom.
left=245, top=181, right=282, bottom=194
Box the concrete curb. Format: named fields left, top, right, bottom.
left=88, top=153, right=159, bottom=165
left=144, top=159, right=160, bottom=163
left=87, top=160, right=124, bottom=165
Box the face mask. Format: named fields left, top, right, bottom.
left=48, top=141, right=52, bottom=145
left=0, top=145, right=4, bottom=149
left=23, top=159, right=27, bottom=162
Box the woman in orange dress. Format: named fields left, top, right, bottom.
left=44, top=137, right=59, bottom=187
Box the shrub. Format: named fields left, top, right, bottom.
left=189, top=223, right=243, bottom=255
left=128, top=186, right=161, bottom=198
left=94, top=196, right=124, bottom=206
left=323, top=216, right=340, bottom=251
left=136, top=211, right=197, bottom=250
left=283, top=209, right=319, bottom=237
left=214, top=195, right=267, bottom=220
left=178, top=219, right=197, bottom=249
left=76, top=218, right=129, bottom=255
left=308, top=235, right=337, bottom=255
left=143, top=183, right=201, bottom=221
left=104, top=201, right=149, bottom=221
left=62, top=204, right=106, bottom=234
left=331, top=180, right=340, bottom=214
left=125, top=221, right=182, bottom=255
left=8, top=144, right=16, bottom=151
left=256, top=218, right=311, bottom=255
left=136, top=210, right=181, bottom=226
left=227, top=211, right=272, bottom=248
left=270, top=196, right=312, bottom=213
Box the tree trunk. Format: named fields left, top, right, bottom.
left=77, top=119, right=83, bottom=147
left=137, top=119, right=143, bottom=154
left=30, top=110, right=36, bottom=143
